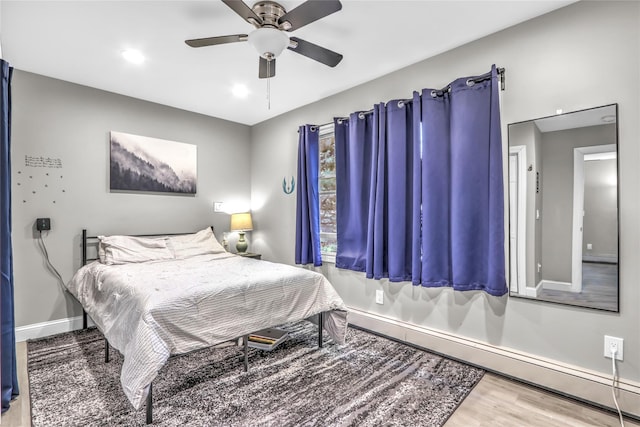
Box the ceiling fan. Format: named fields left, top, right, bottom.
left=185, top=0, right=343, bottom=79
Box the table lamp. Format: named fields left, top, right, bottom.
left=230, top=212, right=253, bottom=254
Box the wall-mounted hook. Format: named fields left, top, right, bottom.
left=282, top=176, right=295, bottom=194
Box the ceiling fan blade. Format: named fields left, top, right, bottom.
left=288, top=37, right=343, bottom=67
left=259, top=57, right=276, bottom=79
left=185, top=34, right=248, bottom=48
left=278, top=0, right=342, bottom=31
left=221, top=0, right=263, bottom=26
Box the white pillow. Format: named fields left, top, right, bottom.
left=168, top=228, right=226, bottom=259
left=98, top=235, right=174, bottom=265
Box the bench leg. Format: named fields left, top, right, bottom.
left=105, top=338, right=110, bottom=363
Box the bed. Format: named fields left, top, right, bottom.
left=65, top=227, right=348, bottom=423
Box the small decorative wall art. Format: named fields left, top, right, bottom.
left=110, top=131, right=197, bottom=194
left=282, top=176, right=295, bottom=194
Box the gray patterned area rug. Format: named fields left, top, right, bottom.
left=28, top=322, right=484, bottom=426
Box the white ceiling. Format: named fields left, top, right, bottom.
left=2, top=0, right=576, bottom=126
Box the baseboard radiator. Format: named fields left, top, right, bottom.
left=348, top=307, right=640, bottom=419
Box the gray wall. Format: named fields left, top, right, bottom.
left=583, top=159, right=618, bottom=260
left=540, top=124, right=616, bottom=282
left=11, top=70, right=251, bottom=327
left=250, top=0, right=639, bottom=383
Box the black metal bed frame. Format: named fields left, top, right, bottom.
left=79, top=229, right=325, bottom=424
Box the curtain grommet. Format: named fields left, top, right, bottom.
left=430, top=90, right=437, bottom=98
left=358, top=112, right=365, bottom=119
left=466, top=79, right=475, bottom=87
left=397, top=100, right=404, bottom=108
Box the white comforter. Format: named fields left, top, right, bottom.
left=66, top=253, right=348, bottom=410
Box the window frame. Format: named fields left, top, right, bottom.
left=318, top=123, right=337, bottom=263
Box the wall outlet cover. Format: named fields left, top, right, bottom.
left=604, top=335, right=623, bottom=360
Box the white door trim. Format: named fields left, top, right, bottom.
left=509, top=145, right=527, bottom=296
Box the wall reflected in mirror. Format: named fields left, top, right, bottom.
left=508, top=104, right=618, bottom=311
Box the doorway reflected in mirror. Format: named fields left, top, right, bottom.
left=508, top=104, right=618, bottom=312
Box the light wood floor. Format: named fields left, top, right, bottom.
left=537, top=262, right=618, bottom=311
left=2, top=341, right=637, bottom=427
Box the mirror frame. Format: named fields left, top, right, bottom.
left=507, top=104, right=619, bottom=312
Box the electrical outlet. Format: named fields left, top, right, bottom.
left=375, top=290, right=384, bottom=305
left=604, top=335, right=623, bottom=360
left=36, top=218, right=51, bottom=231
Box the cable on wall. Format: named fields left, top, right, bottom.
left=37, top=230, right=65, bottom=287
left=610, top=347, right=625, bottom=427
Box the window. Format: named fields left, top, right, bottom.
left=318, top=124, right=337, bottom=261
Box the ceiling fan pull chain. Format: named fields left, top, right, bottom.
left=267, top=60, right=271, bottom=110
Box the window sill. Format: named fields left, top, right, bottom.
left=321, top=254, right=336, bottom=264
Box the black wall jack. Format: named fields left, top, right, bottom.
left=36, top=218, right=51, bottom=231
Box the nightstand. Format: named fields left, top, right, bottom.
left=237, top=252, right=261, bottom=260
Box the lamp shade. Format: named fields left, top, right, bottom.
left=248, top=27, right=289, bottom=59
left=230, top=212, right=253, bottom=231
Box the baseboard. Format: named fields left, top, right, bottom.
left=347, top=307, right=640, bottom=418
left=15, top=315, right=95, bottom=342
left=525, top=281, right=542, bottom=297
left=541, top=279, right=573, bottom=292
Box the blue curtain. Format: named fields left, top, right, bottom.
left=332, top=66, right=505, bottom=296
left=335, top=101, right=419, bottom=282
left=334, top=111, right=376, bottom=272
left=366, top=101, right=420, bottom=281
left=419, top=65, right=506, bottom=295
left=0, top=59, right=19, bottom=413
left=295, top=125, right=322, bottom=266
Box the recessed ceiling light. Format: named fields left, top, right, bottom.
left=601, top=115, right=616, bottom=123
left=231, top=84, right=250, bottom=98
left=121, top=49, right=145, bottom=65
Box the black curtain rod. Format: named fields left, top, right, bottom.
left=302, top=67, right=506, bottom=131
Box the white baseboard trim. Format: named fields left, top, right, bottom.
left=541, top=279, right=573, bottom=292
left=15, top=315, right=95, bottom=342
left=347, top=307, right=640, bottom=418
left=525, top=281, right=542, bottom=298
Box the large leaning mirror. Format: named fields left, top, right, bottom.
left=508, top=104, right=618, bottom=311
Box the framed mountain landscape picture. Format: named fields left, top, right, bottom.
left=109, top=131, right=197, bottom=194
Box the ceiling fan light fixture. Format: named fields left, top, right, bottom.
left=248, top=28, right=289, bottom=59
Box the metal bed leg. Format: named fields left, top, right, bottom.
left=104, top=337, right=110, bottom=363
left=146, top=383, right=153, bottom=424
left=243, top=335, right=249, bottom=372
left=82, top=310, right=87, bottom=329
left=318, top=312, right=324, bottom=348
